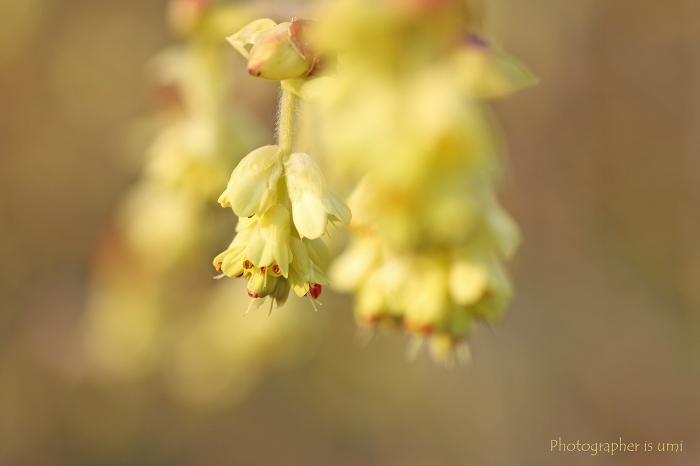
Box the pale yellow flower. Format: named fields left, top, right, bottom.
left=284, top=152, right=351, bottom=239
left=287, top=237, right=330, bottom=299
left=227, top=19, right=316, bottom=81
left=244, top=205, right=292, bottom=277
left=218, top=145, right=282, bottom=217
left=213, top=205, right=292, bottom=280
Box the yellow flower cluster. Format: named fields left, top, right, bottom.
left=297, top=0, right=537, bottom=363
left=214, top=19, right=351, bottom=311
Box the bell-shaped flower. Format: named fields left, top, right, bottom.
left=328, top=235, right=381, bottom=292
left=213, top=205, right=293, bottom=280
left=399, top=258, right=451, bottom=333
left=284, top=152, right=351, bottom=239
left=448, top=259, right=489, bottom=306
left=218, top=145, right=282, bottom=218
left=246, top=269, right=280, bottom=299
left=287, top=237, right=330, bottom=299
left=227, top=19, right=316, bottom=81
left=212, top=227, right=254, bottom=278
left=243, top=204, right=292, bottom=277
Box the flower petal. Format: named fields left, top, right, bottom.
left=221, top=145, right=280, bottom=218
left=226, top=18, right=278, bottom=59
left=303, top=237, right=330, bottom=268
left=259, top=204, right=292, bottom=276
left=284, top=152, right=329, bottom=238
left=291, top=192, right=327, bottom=239
left=289, top=237, right=310, bottom=278
left=323, top=188, right=352, bottom=225
left=448, top=260, right=488, bottom=306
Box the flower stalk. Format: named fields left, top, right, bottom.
left=277, top=88, right=296, bottom=157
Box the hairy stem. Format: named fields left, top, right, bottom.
left=276, top=87, right=296, bottom=156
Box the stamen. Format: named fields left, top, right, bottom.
left=307, top=293, right=319, bottom=312
left=244, top=260, right=253, bottom=269
left=272, top=264, right=280, bottom=275
left=405, top=337, right=424, bottom=362
left=244, top=297, right=257, bottom=316
left=456, top=342, right=472, bottom=367
left=215, top=261, right=223, bottom=273
left=309, top=283, right=322, bottom=300
left=355, top=324, right=376, bottom=347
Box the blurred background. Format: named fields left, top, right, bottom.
left=1, top=0, right=700, bottom=465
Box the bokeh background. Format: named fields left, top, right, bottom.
left=1, top=0, right=700, bottom=465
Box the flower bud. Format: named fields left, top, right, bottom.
left=247, top=270, right=280, bottom=298
left=168, top=0, right=210, bottom=36
left=270, top=277, right=292, bottom=307
left=247, top=22, right=314, bottom=80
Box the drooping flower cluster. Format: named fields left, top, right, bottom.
left=297, top=0, right=536, bottom=363
left=214, top=19, right=351, bottom=311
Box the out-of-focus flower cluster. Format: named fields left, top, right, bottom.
left=296, top=0, right=536, bottom=363
left=83, top=0, right=314, bottom=405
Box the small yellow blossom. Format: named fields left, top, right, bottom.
left=243, top=205, right=292, bottom=277
left=284, top=152, right=351, bottom=239
left=227, top=19, right=317, bottom=81
left=217, top=145, right=282, bottom=217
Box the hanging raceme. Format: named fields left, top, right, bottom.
left=214, top=18, right=351, bottom=312
left=309, top=0, right=535, bottom=364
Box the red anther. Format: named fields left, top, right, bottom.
left=235, top=273, right=243, bottom=278
left=247, top=291, right=259, bottom=298
left=272, top=264, right=281, bottom=275
left=309, top=284, right=322, bottom=300
left=244, top=260, right=253, bottom=269
left=215, top=261, right=223, bottom=273
left=260, top=266, right=266, bottom=274
left=406, top=322, right=432, bottom=335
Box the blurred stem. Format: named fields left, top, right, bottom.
left=277, top=87, right=296, bottom=156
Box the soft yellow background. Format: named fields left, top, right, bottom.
left=1, top=0, right=699, bottom=465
